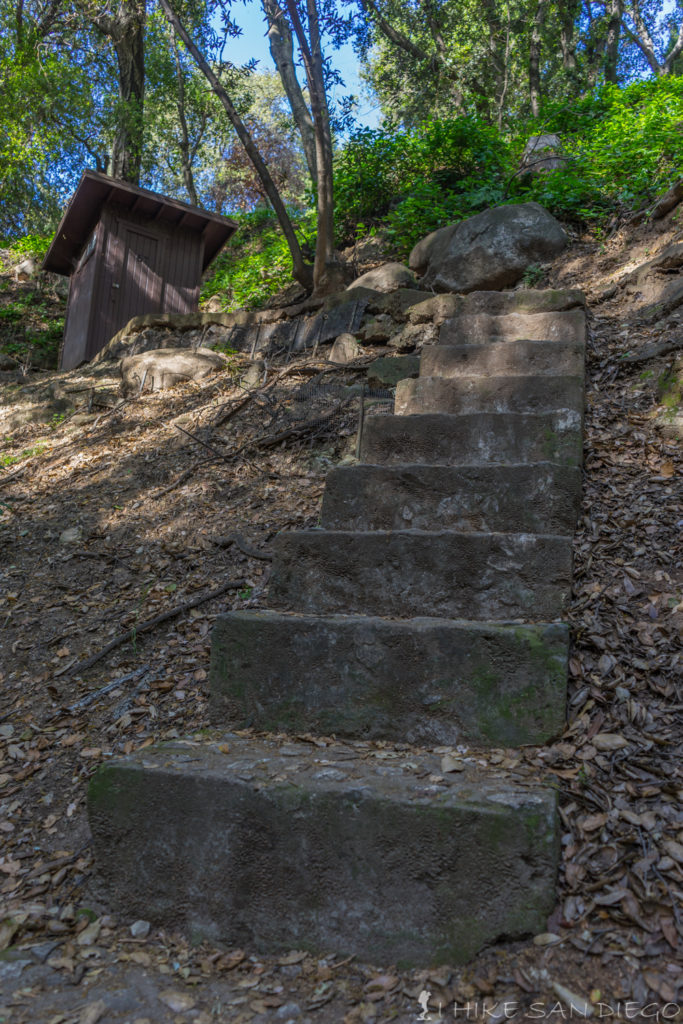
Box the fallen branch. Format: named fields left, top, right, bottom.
left=60, top=578, right=245, bottom=678
left=211, top=532, right=273, bottom=560
left=60, top=665, right=151, bottom=715
left=151, top=455, right=220, bottom=500
left=620, top=338, right=683, bottom=365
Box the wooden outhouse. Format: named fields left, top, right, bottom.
left=43, top=170, right=238, bottom=370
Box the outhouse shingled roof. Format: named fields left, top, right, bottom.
left=43, top=169, right=238, bottom=276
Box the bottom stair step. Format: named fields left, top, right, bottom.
left=88, top=735, right=559, bottom=966
left=210, top=611, right=569, bottom=746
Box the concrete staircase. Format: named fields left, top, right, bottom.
left=88, top=289, right=586, bottom=967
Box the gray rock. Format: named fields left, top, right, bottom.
left=438, top=309, right=586, bottom=346
left=388, top=323, right=437, bottom=351
left=14, top=257, right=37, bottom=282
left=130, top=919, right=151, bottom=938
left=395, top=374, right=584, bottom=417
left=321, top=462, right=582, bottom=535
left=421, top=338, right=585, bottom=379
left=120, top=348, right=228, bottom=394
left=329, top=334, right=363, bottom=364
left=241, top=359, right=265, bottom=388
left=270, top=529, right=573, bottom=621
left=348, top=262, right=417, bottom=293
left=359, top=315, right=395, bottom=344
left=360, top=411, right=583, bottom=468
left=521, top=134, right=567, bottom=175
left=409, top=203, right=568, bottom=293
left=366, top=355, right=420, bottom=388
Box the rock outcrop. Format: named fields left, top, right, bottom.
left=409, top=202, right=568, bottom=293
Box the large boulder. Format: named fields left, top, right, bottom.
left=120, top=348, right=228, bottom=395
left=409, top=203, right=568, bottom=294
left=348, top=262, right=418, bottom=293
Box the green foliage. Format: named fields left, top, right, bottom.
left=334, top=117, right=508, bottom=253
left=0, top=442, right=49, bottom=468
left=201, top=208, right=316, bottom=311
left=334, top=77, right=683, bottom=259
left=514, top=78, right=683, bottom=223
left=1, top=234, right=52, bottom=263
left=0, top=235, right=65, bottom=368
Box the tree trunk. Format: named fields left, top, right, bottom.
left=159, top=0, right=313, bottom=290
left=172, top=37, right=199, bottom=206
left=558, top=0, right=580, bottom=88
left=110, top=11, right=145, bottom=183
left=529, top=0, right=546, bottom=117
left=88, top=1, right=146, bottom=184
left=285, top=0, right=342, bottom=294
left=262, top=0, right=318, bottom=189
left=604, top=0, right=623, bottom=82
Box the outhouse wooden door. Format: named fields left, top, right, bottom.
left=119, top=227, right=163, bottom=324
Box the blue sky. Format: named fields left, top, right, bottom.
left=223, top=2, right=381, bottom=127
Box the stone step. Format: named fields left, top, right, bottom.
left=320, top=463, right=582, bottom=534
left=88, top=734, right=559, bottom=966
left=438, top=308, right=586, bottom=345
left=421, top=339, right=585, bottom=378
left=269, top=530, right=573, bottom=620
left=407, top=288, right=586, bottom=325
left=360, top=411, right=582, bottom=467
left=395, top=374, right=584, bottom=417
left=210, top=610, right=568, bottom=747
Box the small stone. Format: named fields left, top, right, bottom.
left=275, top=1003, right=302, bottom=1020
left=130, top=919, right=151, bottom=938
left=159, top=989, right=196, bottom=1013
left=76, top=919, right=101, bottom=946
left=329, top=334, right=363, bottom=364
left=59, top=526, right=82, bottom=545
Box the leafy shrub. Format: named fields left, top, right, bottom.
left=334, top=77, right=683, bottom=258
left=201, top=207, right=316, bottom=312
left=334, top=116, right=509, bottom=253
left=512, top=77, right=683, bottom=223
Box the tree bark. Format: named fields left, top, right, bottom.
left=529, top=0, right=546, bottom=117
left=262, top=0, right=318, bottom=189
left=88, top=1, right=146, bottom=184
left=284, top=0, right=341, bottom=294
left=604, top=0, right=623, bottom=82
left=159, top=0, right=313, bottom=290
left=111, top=18, right=145, bottom=182
left=172, top=36, right=199, bottom=206
left=623, top=0, right=662, bottom=75
left=558, top=0, right=581, bottom=85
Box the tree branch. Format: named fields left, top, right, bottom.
left=159, top=0, right=313, bottom=289
left=358, top=0, right=429, bottom=60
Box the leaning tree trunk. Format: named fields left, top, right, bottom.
left=159, top=0, right=313, bottom=290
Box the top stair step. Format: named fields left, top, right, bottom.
left=406, top=288, right=586, bottom=324
left=438, top=309, right=586, bottom=345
